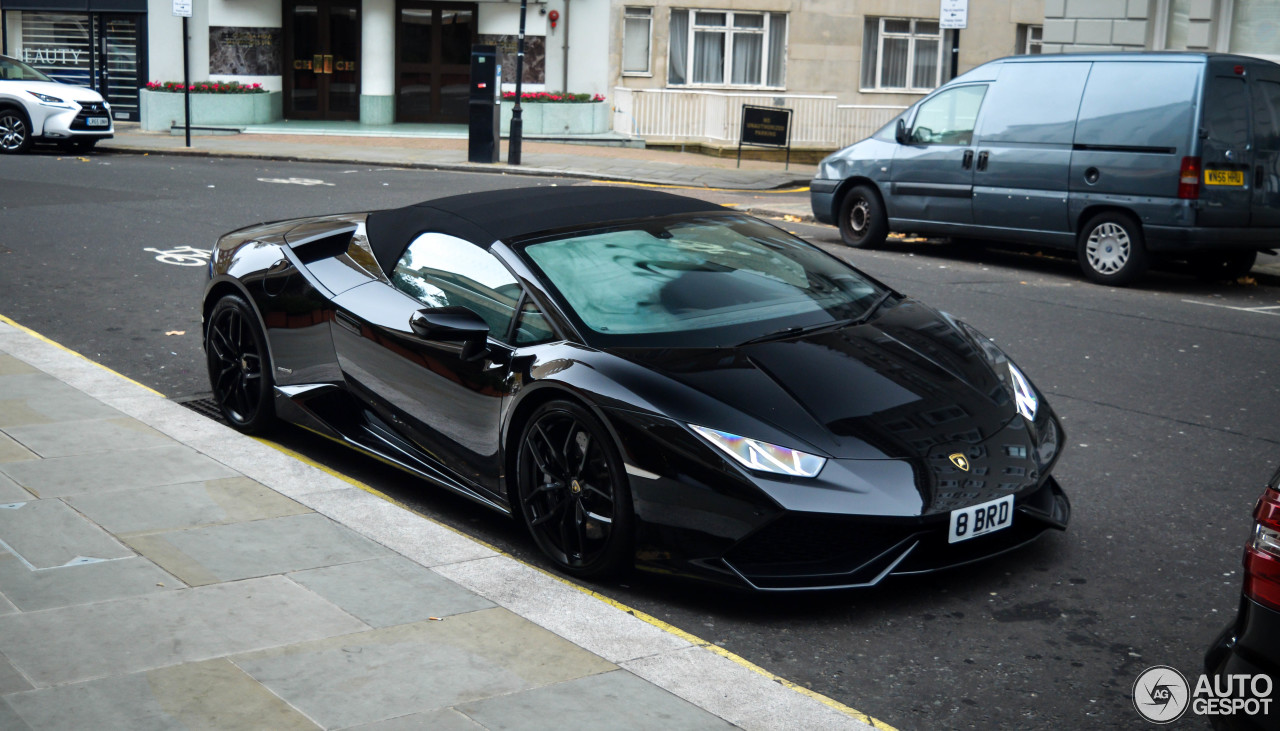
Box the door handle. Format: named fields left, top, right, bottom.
left=313, top=54, right=323, bottom=74
left=962, top=150, right=974, bottom=169
left=323, top=54, right=334, bottom=74
left=977, top=151, right=989, bottom=172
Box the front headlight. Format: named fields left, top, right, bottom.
left=1008, top=362, right=1038, bottom=422
left=27, top=90, right=69, bottom=106
left=689, top=424, right=826, bottom=478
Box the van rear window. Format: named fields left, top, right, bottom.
left=1075, top=62, right=1199, bottom=151
left=1204, top=77, right=1249, bottom=147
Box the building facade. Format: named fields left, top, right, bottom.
left=1044, top=0, right=1279, bottom=61
left=1, top=0, right=610, bottom=125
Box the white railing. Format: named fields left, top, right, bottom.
left=612, top=87, right=906, bottom=148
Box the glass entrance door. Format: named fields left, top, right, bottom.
left=96, top=15, right=144, bottom=121
left=396, top=3, right=477, bottom=123
left=285, top=1, right=361, bottom=120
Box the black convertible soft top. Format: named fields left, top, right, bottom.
left=364, top=185, right=724, bottom=276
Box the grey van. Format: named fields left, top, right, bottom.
left=810, top=53, right=1280, bottom=285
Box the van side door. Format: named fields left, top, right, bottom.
left=971, top=61, right=1090, bottom=239
left=1250, top=67, right=1280, bottom=228
left=1198, top=66, right=1253, bottom=228
left=887, top=84, right=987, bottom=228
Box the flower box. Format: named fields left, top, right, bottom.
left=140, top=88, right=283, bottom=132
left=500, top=101, right=610, bottom=136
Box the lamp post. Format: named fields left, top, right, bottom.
left=508, top=0, right=528, bottom=165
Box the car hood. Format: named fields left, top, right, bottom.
left=4, top=80, right=105, bottom=104
left=608, top=299, right=1021, bottom=461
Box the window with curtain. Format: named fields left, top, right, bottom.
left=667, top=9, right=787, bottom=88
left=623, top=7, right=653, bottom=75
left=861, top=17, right=943, bottom=92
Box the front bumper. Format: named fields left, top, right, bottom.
left=1205, top=597, right=1280, bottom=730
left=32, top=101, right=113, bottom=140
left=810, top=178, right=839, bottom=225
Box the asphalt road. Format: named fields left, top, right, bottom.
left=3, top=151, right=1279, bottom=730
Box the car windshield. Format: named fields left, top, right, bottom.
left=520, top=213, right=885, bottom=347
left=0, top=57, right=52, bottom=83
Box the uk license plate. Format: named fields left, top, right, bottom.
left=948, top=495, right=1014, bottom=544
left=86, top=117, right=109, bottom=127
left=1205, top=169, right=1244, bottom=186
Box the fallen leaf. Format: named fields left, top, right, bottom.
left=782, top=214, right=802, bottom=223
left=165, top=330, right=186, bottom=336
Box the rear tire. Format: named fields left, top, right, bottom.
left=837, top=184, right=889, bottom=249
left=1078, top=211, right=1147, bottom=286
left=1192, top=250, right=1257, bottom=281
left=205, top=295, right=275, bottom=434
left=0, top=107, right=33, bottom=155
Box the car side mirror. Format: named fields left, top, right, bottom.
left=895, top=118, right=909, bottom=145
left=409, top=306, right=490, bottom=360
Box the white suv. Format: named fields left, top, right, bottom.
left=0, top=54, right=114, bottom=154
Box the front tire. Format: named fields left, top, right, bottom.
left=0, top=107, right=33, bottom=155
left=1078, top=211, right=1147, bottom=286
left=515, top=400, right=633, bottom=579
left=837, top=184, right=889, bottom=249
left=205, top=295, right=275, bottom=433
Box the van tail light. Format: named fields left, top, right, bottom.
left=1243, top=486, right=1280, bottom=612
left=1179, top=156, right=1201, bottom=200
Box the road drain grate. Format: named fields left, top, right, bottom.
left=175, top=396, right=227, bottom=425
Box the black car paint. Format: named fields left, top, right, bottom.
left=203, top=196, right=1068, bottom=590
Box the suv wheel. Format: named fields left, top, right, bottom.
left=0, top=108, right=32, bottom=154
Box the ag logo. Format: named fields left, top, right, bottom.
left=948, top=453, right=970, bottom=471
left=1133, top=665, right=1189, bottom=724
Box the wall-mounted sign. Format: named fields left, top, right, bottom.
left=940, top=0, right=968, bottom=29
left=209, top=27, right=282, bottom=75
left=172, top=0, right=191, bottom=18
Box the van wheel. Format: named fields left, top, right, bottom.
left=838, top=185, right=888, bottom=249
left=1078, top=212, right=1147, bottom=286
left=1191, top=251, right=1257, bottom=281
left=0, top=107, right=32, bottom=154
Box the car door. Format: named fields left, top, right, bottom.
left=888, top=83, right=988, bottom=227
left=1250, top=68, right=1280, bottom=228
left=1198, top=69, right=1254, bottom=228
left=328, top=232, right=526, bottom=500
left=971, top=61, right=1090, bottom=236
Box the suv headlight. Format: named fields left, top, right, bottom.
left=690, top=425, right=826, bottom=478
left=27, top=90, right=71, bottom=107
left=1008, top=362, right=1038, bottom=422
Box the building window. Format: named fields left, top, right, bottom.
left=861, top=17, right=942, bottom=93
left=1018, top=24, right=1043, bottom=54
left=622, top=6, right=652, bottom=75
left=1227, top=0, right=1280, bottom=58
left=668, top=9, right=787, bottom=88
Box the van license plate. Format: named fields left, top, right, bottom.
left=1205, top=169, right=1244, bottom=186
left=948, top=495, right=1014, bottom=544
left=86, top=117, right=109, bottom=127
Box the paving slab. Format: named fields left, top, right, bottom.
left=0, top=433, right=37, bottom=464
left=0, top=354, right=38, bottom=376
left=0, top=654, right=32, bottom=695
left=0, top=552, right=178, bottom=612
left=0, top=443, right=238, bottom=498
left=0, top=374, right=124, bottom=427
left=3, top=658, right=319, bottom=731
left=231, top=609, right=616, bottom=730
left=0, top=499, right=133, bottom=569
left=457, top=669, right=737, bottom=730
left=288, top=555, right=494, bottom=628
left=0, top=575, right=368, bottom=687
left=346, top=708, right=484, bottom=731
left=66, top=476, right=310, bottom=536
left=4, top=417, right=172, bottom=458
left=125, top=512, right=390, bottom=586
left=0, top=473, right=32, bottom=502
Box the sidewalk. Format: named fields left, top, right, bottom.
left=97, top=125, right=1280, bottom=280
left=0, top=316, right=885, bottom=731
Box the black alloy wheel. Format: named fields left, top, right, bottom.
left=0, top=108, right=32, bottom=154
left=516, top=400, right=633, bottom=578
left=837, top=184, right=889, bottom=249
left=205, top=295, right=275, bottom=433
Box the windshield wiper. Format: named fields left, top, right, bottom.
left=735, top=290, right=894, bottom=347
